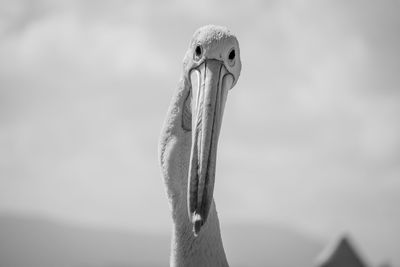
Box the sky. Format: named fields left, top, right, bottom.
left=1, top=0, right=400, bottom=266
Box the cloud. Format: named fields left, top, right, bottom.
left=0, top=1, right=174, bottom=231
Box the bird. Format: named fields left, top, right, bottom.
left=158, top=25, right=241, bottom=267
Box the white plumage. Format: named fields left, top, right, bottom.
left=159, top=25, right=241, bottom=267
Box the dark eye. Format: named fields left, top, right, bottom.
left=227, top=48, right=236, bottom=66
left=194, top=45, right=203, bottom=61
left=228, top=49, right=235, bottom=60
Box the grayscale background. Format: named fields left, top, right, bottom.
left=0, top=1, right=399, bottom=266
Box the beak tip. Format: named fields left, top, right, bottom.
left=192, top=213, right=204, bottom=237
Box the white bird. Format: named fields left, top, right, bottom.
left=159, top=25, right=241, bottom=267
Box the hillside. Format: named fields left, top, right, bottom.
left=0, top=214, right=323, bottom=267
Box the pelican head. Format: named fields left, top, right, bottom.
left=182, top=25, right=241, bottom=236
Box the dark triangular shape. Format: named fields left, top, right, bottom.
left=316, top=235, right=368, bottom=267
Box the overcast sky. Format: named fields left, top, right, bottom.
left=1, top=0, right=399, bottom=265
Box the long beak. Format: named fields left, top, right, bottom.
left=187, top=59, right=234, bottom=236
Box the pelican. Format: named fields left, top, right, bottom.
left=158, top=25, right=241, bottom=266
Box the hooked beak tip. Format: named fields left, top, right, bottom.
left=192, top=213, right=203, bottom=237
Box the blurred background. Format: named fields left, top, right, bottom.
left=0, top=0, right=399, bottom=266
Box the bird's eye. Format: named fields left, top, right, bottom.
left=194, top=45, right=202, bottom=61
left=228, top=48, right=235, bottom=66
left=228, top=49, right=235, bottom=60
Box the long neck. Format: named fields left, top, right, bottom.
left=160, top=78, right=228, bottom=267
